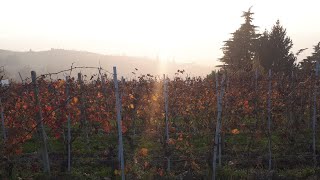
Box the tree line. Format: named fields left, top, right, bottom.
left=219, top=7, right=320, bottom=74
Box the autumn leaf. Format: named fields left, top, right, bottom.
left=139, top=148, right=148, bottom=157
left=157, top=168, right=164, bottom=176
left=191, top=161, right=200, bottom=171
left=144, top=161, right=149, bottom=168
left=54, top=132, right=61, bottom=139
left=76, top=109, right=81, bottom=116
left=168, top=138, right=176, bottom=145
left=231, top=128, right=240, bottom=135
left=15, top=102, right=21, bottom=109
left=243, top=100, right=249, bottom=109
left=44, top=105, right=53, bottom=112
left=56, top=80, right=65, bottom=88
left=15, top=147, right=23, bottom=155
left=121, top=121, right=128, bottom=133
left=103, top=122, right=111, bottom=133
left=169, top=127, right=176, bottom=133
left=71, top=97, right=79, bottom=105
left=114, top=169, right=121, bottom=175
left=22, top=104, right=28, bottom=110
left=177, top=134, right=183, bottom=141
left=97, top=92, right=103, bottom=98
left=152, top=95, right=157, bottom=101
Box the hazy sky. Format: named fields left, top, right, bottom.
left=0, top=0, right=319, bottom=65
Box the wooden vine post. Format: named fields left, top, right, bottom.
left=31, top=71, right=50, bottom=174
left=78, top=73, right=89, bottom=147
left=212, top=72, right=225, bottom=180
left=163, top=74, right=170, bottom=172
left=267, top=69, right=272, bottom=177
left=65, top=76, right=72, bottom=172
left=0, top=97, right=7, bottom=142
left=113, top=67, right=125, bottom=180
left=312, top=61, right=319, bottom=167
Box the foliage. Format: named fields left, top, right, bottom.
left=300, top=42, right=320, bottom=72
left=0, top=69, right=319, bottom=179
left=258, top=20, right=296, bottom=74
left=220, top=7, right=260, bottom=72
left=220, top=8, right=298, bottom=75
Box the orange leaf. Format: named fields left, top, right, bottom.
left=231, top=128, right=240, bottom=135
left=71, top=97, right=79, bottom=105
left=139, top=148, right=148, bottom=157
left=168, top=138, right=176, bottom=145
left=152, top=95, right=157, bottom=101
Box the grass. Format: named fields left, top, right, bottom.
left=1, top=118, right=320, bottom=179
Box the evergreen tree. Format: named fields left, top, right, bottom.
left=300, top=42, right=320, bottom=72
left=220, top=8, right=260, bottom=72
left=259, top=20, right=296, bottom=74
left=256, top=30, right=270, bottom=70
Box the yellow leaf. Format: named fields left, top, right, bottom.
left=130, top=104, right=134, bottom=109
left=152, top=95, right=157, bottom=101
left=76, top=109, right=81, bottom=116
left=114, top=169, right=120, bottom=175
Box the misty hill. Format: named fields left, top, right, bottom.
left=0, top=49, right=215, bottom=81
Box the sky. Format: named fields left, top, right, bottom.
left=0, top=0, right=319, bottom=65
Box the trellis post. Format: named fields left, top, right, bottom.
left=113, top=67, right=125, bottom=180
left=31, top=71, right=50, bottom=174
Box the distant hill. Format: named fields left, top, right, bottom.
left=0, top=49, right=215, bottom=81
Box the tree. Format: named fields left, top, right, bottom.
left=256, top=30, right=270, bottom=71
left=300, top=42, right=320, bottom=72
left=220, top=7, right=260, bottom=72
left=258, top=20, right=296, bottom=74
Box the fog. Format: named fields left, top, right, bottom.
left=0, top=49, right=216, bottom=81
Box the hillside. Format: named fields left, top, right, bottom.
left=0, top=49, right=215, bottom=81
